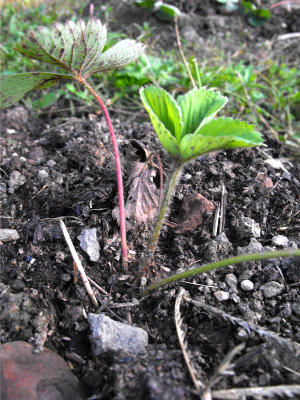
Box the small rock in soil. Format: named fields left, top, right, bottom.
left=0, top=341, right=86, bottom=400
left=240, top=280, right=254, bottom=292
left=292, top=302, right=300, bottom=316
left=175, top=193, right=215, bottom=233
left=78, top=228, right=100, bottom=262
left=225, top=273, right=238, bottom=288
left=8, top=170, right=26, bottom=191
left=214, top=290, right=230, bottom=301
left=0, top=229, right=20, bottom=242
left=88, top=313, right=148, bottom=356
left=237, top=215, right=261, bottom=238
left=271, top=235, right=289, bottom=247
left=37, top=169, right=49, bottom=183
left=259, top=281, right=284, bottom=298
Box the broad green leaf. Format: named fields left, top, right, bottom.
left=178, top=88, right=227, bottom=140
left=249, top=9, right=271, bottom=26
left=134, top=0, right=155, bottom=10
left=157, top=4, right=181, bottom=20
left=13, top=18, right=145, bottom=79
left=140, top=86, right=181, bottom=158
left=179, top=118, right=263, bottom=162
left=0, top=72, right=73, bottom=109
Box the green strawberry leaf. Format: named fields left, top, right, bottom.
left=157, top=4, right=181, bottom=20
left=13, top=18, right=145, bottom=79
left=140, top=86, right=181, bottom=158
left=0, top=72, right=73, bottom=109
left=179, top=118, right=263, bottom=163
left=178, top=87, right=227, bottom=141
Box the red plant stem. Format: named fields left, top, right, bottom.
left=80, top=79, right=128, bottom=267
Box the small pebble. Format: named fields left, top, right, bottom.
left=271, top=235, right=289, bottom=248
left=47, top=160, right=56, bottom=168
left=292, top=302, right=300, bottom=316
left=259, top=281, right=284, bottom=298
left=225, top=273, right=238, bottom=288
left=0, top=229, right=20, bottom=242
left=37, top=170, right=49, bottom=182
left=182, top=173, right=192, bottom=182
left=10, top=279, right=25, bottom=292
left=241, top=280, right=254, bottom=292
left=214, top=291, right=230, bottom=301
left=205, top=278, right=214, bottom=286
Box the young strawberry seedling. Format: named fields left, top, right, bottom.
left=0, top=17, right=146, bottom=267
left=138, top=85, right=264, bottom=274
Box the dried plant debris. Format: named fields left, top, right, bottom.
left=175, top=288, right=204, bottom=395
left=212, top=384, right=300, bottom=399
left=183, top=294, right=300, bottom=355
left=124, top=139, right=160, bottom=230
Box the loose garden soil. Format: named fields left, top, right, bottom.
left=1, top=1, right=300, bottom=399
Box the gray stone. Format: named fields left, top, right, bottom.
left=88, top=313, right=148, bottom=356
left=11, top=279, right=25, bottom=292
left=78, top=228, right=100, bottom=262
left=8, top=170, right=26, bottom=190
left=214, top=291, right=230, bottom=301
left=225, top=273, right=238, bottom=288
left=271, top=235, right=289, bottom=248
left=37, top=170, right=49, bottom=182
left=0, top=229, right=20, bottom=242
left=237, top=215, right=261, bottom=238
left=182, top=173, right=192, bottom=182
left=292, top=302, right=300, bottom=316
left=259, top=281, right=284, bottom=298
left=241, top=280, right=254, bottom=292
left=47, top=159, right=56, bottom=168
left=278, top=307, right=292, bottom=319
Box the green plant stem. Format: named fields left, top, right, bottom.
left=193, top=58, right=202, bottom=88
left=80, top=78, right=128, bottom=267
left=140, top=249, right=300, bottom=296
left=138, top=160, right=182, bottom=276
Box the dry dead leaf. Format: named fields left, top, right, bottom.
left=125, top=140, right=159, bottom=230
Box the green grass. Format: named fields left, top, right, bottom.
left=1, top=2, right=299, bottom=148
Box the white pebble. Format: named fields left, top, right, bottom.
left=241, top=280, right=254, bottom=292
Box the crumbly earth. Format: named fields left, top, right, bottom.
left=1, top=1, right=300, bottom=399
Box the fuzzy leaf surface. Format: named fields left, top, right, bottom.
left=140, top=86, right=181, bottom=159
left=178, top=87, right=227, bottom=140
left=0, top=72, right=73, bottom=109
left=179, top=118, right=263, bottom=162
left=13, top=18, right=145, bottom=79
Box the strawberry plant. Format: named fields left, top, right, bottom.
left=0, top=17, right=146, bottom=267
left=138, top=85, right=263, bottom=273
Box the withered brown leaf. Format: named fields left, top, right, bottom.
left=124, top=140, right=159, bottom=230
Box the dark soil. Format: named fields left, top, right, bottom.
left=1, top=1, right=300, bottom=399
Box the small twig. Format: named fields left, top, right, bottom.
left=212, top=204, right=220, bottom=237
left=175, top=289, right=204, bottom=395
left=73, top=262, right=78, bottom=284
left=219, top=183, right=226, bottom=233
left=60, top=220, right=98, bottom=308
left=174, top=16, right=196, bottom=88
left=212, top=385, right=300, bottom=399
left=87, top=276, right=109, bottom=295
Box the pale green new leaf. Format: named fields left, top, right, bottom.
left=178, top=87, right=227, bottom=140
left=140, top=86, right=181, bottom=158
left=179, top=118, right=263, bottom=163
left=0, top=72, right=73, bottom=109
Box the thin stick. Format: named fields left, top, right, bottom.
left=87, top=276, right=109, bottom=295
left=60, top=220, right=98, bottom=308
left=174, top=16, right=196, bottom=89
left=80, top=79, right=128, bottom=268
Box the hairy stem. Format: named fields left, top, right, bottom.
left=138, top=161, right=182, bottom=276
left=140, top=249, right=300, bottom=296
left=80, top=78, right=128, bottom=267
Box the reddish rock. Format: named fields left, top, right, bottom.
left=175, top=193, right=215, bottom=233
left=257, top=173, right=273, bottom=188
left=0, top=341, right=86, bottom=400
